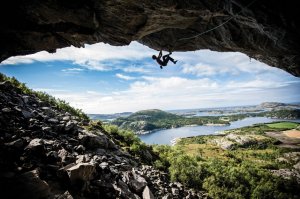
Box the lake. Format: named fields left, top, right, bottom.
left=138, top=117, right=300, bottom=145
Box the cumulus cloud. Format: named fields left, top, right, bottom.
left=3, top=42, right=299, bottom=114
left=36, top=76, right=299, bottom=114
left=1, top=42, right=154, bottom=68
left=116, top=73, right=136, bottom=80
left=61, top=67, right=85, bottom=75
left=179, top=50, right=275, bottom=77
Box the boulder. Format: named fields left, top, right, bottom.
left=13, top=170, right=51, bottom=199
left=22, top=110, right=34, bottom=119
left=65, top=120, right=77, bottom=131
left=142, top=186, right=155, bottom=199
left=293, top=162, right=300, bottom=171
left=78, top=130, right=117, bottom=150
left=129, top=174, right=147, bottom=193
left=57, top=191, right=74, bottom=199
left=25, top=138, right=44, bottom=152
left=5, top=138, right=24, bottom=149
left=48, top=118, right=59, bottom=123
left=113, top=180, right=140, bottom=199
left=41, top=107, right=55, bottom=116
left=58, top=148, right=75, bottom=164
left=66, top=163, right=96, bottom=184
left=2, top=107, right=11, bottom=113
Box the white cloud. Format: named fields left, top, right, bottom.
left=62, top=68, right=84, bottom=72
left=182, top=63, right=222, bottom=76
left=116, top=73, right=136, bottom=80
left=179, top=50, right=276, bottom=77
left=61, top=67, right=85, bottom=74
left=2, top=42, right=299, bottom=114
left=35, top=76, right=298, bottom=114
left=1, top=42, right=154, bottom=69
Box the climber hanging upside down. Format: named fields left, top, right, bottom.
left=152, top=50, right=177, bottom=69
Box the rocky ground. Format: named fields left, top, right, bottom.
left=0, top=80, right=205, bottom=199
left=211, top=133, right=270, bottom=150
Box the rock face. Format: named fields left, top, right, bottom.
left=0, top=80, right=204, bottom=198
left=0, top=0, right=299, bottom=76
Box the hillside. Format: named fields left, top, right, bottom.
left=0, top=74, right=203, bottom=199
left=112, top=109, right=232, bottom=134
left=153, top=122, right=300, bottom=198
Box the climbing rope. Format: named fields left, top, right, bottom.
left=178, top=0, right=258, bottom=42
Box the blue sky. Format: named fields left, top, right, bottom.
left=0, top=42, right=299, bottom=114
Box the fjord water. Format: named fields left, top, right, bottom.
left=138, top=117, right=300, bottom=145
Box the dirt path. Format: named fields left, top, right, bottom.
left=284, top=130, right=300, bottom=138
left=266, top=130, right=300, bottom=148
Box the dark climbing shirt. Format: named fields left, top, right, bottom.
left=156, top=58, right=167, bottom=66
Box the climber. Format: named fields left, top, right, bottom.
left=152, top=50, right=177, bottom=69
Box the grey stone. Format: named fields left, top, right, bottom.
left=66, top=163, right=96, bottom=183
left=16, top=170, right=51, bottom=199
left=162, top=194, right=172, bottom=199
left=48, top=118, right=59, bottom=123
left=22, top=95, right=30, bottom=104
left=74, top=145, right=85, bottom=153
left=2, top=107, right=11, bottom=113
left=172, top=187, right=179, bottom=195
left=58, top=148, right=74, bottom=164
left=57, top=191, right=74, bottom=199
left=293, top=162, right=300, bottom=171
left=5, top=139, right=24, bottom=149
left=142, top=186, right=155, bottom=199
left=99, top=162, right=109, bottom=169
left=130, top=174, right=147, bottom=193
left=25, top=138, right=44, bottom=150
left=22, top=110, right=33, bottom=118
left=41, top=107, right=55, bottom=116
left=113, top=180, right=140, bottom=199
left=42, top=126, right=52, bottom=132
left=78, top=130, right=116, bottom=150
left=65, top=120, right=76, bottom=131
left=76, top=155, right=88, bottom=164
left=62, top=116, right=71, bottom=121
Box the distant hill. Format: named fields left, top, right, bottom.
left=258, top=102, right=287, bottom=108
left=128, top=109, right=181, bottom=121
left=88, top=112, right=132, bottom=121
left=111, top=109, right=230, bottom=134
left=257, top=102, right=300, bottom=110
left=111, top=109, right=182, bottom=133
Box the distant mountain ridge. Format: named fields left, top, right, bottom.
left=108, top=102, right=300, bottom=134
left=111, top=109, right=233, bottom=134
left=88, top=112, right=132, bottom=121
left=257, top=102, right=300, bottom=110
left=88, top=102, right=300, bottom=121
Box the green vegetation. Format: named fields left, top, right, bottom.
left=153, top=122, right=300, bottom=198
left=0, top=73, right=89, bottom=120
left=111, top=109, right=251, bottom=133
left=261, top=109, right=300, bottom=119
left=112, top=108, right=300, bottom=134
left=266, top=122, right=299, bottom=129
left=87, top=121, right=156, bottom=164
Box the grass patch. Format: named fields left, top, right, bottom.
left=266, top=122, right=299, bottom=129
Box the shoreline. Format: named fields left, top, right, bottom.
left=170, top=137, right=181, bottom=146
left=136, top=123, right=230, bottom=135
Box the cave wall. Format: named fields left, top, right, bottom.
left=0, top=0, right=299, bottom=76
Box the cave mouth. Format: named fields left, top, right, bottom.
left=1, top=42, right=299, bottom=114
left=0, top=0, right=299, bottom=76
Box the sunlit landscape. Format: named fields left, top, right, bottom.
left=1, top=1, right=300, bottom=198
